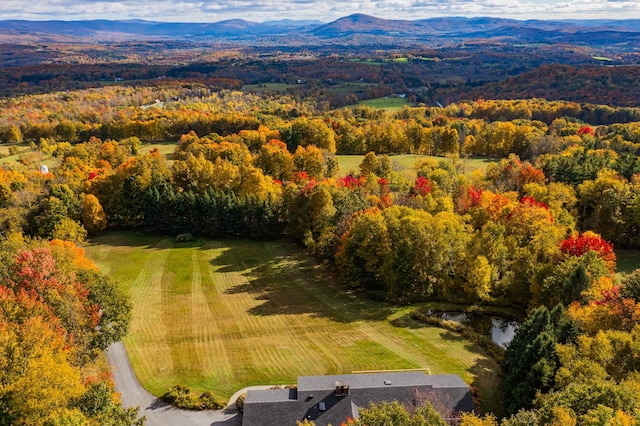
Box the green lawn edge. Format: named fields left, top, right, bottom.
left=85, top=231, right=502, bottom=413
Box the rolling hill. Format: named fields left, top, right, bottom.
left=0, top=14, right=639, bottom=48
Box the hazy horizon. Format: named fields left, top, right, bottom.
left=0, top=0, right=638, bottom=24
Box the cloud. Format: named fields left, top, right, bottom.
left=0, top=0, right=638, bottom=22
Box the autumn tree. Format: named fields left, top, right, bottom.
left=89, top=149, right=170, bottom=227
left=286, top=118, right=336, bottom=153
left=620, top=270, right=640, bottom=302
left=293, top=145, right=325, bottom=180
left=254, top=139, right=294, bottom=182
left=172, top=153, right=240, bottom=193
left=0, top=316, right=84, bottom=425
left=26, top=183, right=85, bottom=241
left=82, top=194, right=108, bottom=233
left=577, top=168, right=629, bottom=244
left=337, top=206, right=469, bottom=300
left=336, top=207, right=391, bottom=292
left=0, top=237, right=133, bottom=424
left=0, top=125, right=23, bottom=144
left=352, top=400, right=447, bottom=426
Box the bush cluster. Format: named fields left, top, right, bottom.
left=161, top=385, right=226, bottom=410
left=235, top=393, right=246, bottom=412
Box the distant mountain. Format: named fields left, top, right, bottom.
left=262, top=19, right=323, bottom=28
left=301, top=14, right=640, bottom=47
left=0, top=18, right=315, bottom=40
left=0, top=14, right=639, bottom=47
left=310, top=13, right=415, bottom=36
left=558, top=19, right=640, bottom=31
left=147, top=19, right=278, bottom=37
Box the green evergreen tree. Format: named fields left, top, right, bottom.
left=562, top=264, right=591, bottom=305
left=502, top=304, right=579, bottom=415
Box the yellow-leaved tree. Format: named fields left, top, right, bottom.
left=82, top=194, right=107, bottom=233
left=0, top=317, right=84, bottom=425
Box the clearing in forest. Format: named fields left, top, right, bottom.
left=336, top=154, right=497, bottom=178
left=351, top=96, right=409, bottom=110
left=85, top=232, right=500, bottom=411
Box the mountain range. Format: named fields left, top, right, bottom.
left=1, top=14, right=639, bottom=48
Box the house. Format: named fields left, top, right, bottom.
left=242, top=372, right=474, bottom=426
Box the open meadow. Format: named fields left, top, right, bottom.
left=337, top=154, right=497, bottom=178
left=138, top=140, right=179, bottom=162
left=85, top=232, right=501, bottom=412
left=350, top=96, right=410, bottom=111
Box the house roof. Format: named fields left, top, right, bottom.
left=245, top=388, right=297, bottom=403
left=242, top=372, right=474, bottom=426
left=297, top=371, right=432, bottom=391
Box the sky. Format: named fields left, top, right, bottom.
left=0, top=0, right=639, bottom=23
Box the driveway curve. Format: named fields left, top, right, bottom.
left=106, top=342, right=242, bottom=426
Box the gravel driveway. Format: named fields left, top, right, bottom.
left=106, top=342, right=242, bottom=426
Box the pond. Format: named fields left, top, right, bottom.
left=437, top=312, right=519, bottom=348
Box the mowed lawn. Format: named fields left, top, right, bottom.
left=85, top=232, right=500, bottom=410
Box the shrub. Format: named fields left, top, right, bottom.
left=162, top=385, right=193, bottom=409
left=162, top=385, right=226, bottom=410
left=198, top=391, right=225, bottom=410
left=235, top=393, right=246, bottom=412
left=175, top=233, right=193, bottom=242
left=620, top=270, right=640, bottom=302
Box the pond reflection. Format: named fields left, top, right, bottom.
left=437, top=312, right=519, bottom=348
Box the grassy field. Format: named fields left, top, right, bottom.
left=616, top=249, right=640, bottom=275
left=242, top=83, right=298, bottom=93
left=85, top=232, right=501, bottom=412
left=351, top=97, right=410, bottom=111
left=244, top=81, right=379, bottom=95
left=0, top=143, right=31, bottom=164
left=347, top=59, right=385, bottom=67
left=325, top=82, right=377, bottom=94
left=138, top=140, right=178, bottom=161
left=337, top=154, right=497, bottom=178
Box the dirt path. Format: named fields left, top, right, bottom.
left=106, top=342, right=242, bottom=426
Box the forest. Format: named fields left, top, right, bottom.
left=2, top=65, right=640, bottom=425
left=3, top=41, right=640, bottom=109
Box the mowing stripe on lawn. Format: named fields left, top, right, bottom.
left=86, top=233, right=500, bottom=412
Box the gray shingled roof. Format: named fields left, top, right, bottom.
left=242, top=372, right=474, bottom=426
left=298, top=371, right=431, bottom=391
left=244, top=388, right=296, bottom=403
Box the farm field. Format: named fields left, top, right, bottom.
left=85, top=232, right=501, bottom=411
left=336, top=154, right=497, bottom=178
left=242, top=83, right=298, bottom=93
left=351, top=96, right=410, bottom=110
left=243, top=82, right=378, bottom=95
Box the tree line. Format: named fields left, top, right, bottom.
left=0, top=236, right=137, bottom=425
left=3, top=83, right=640, bottom=423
